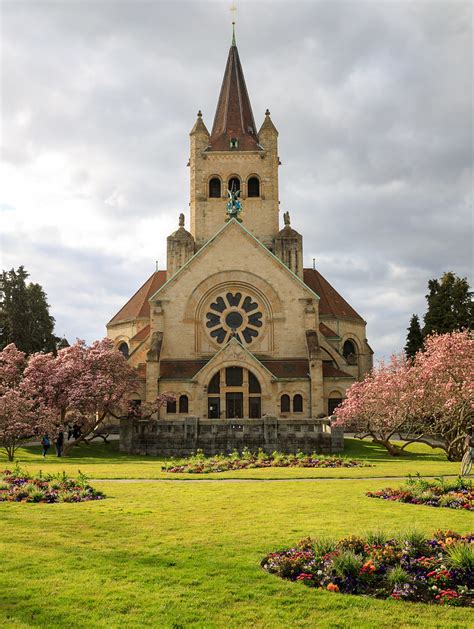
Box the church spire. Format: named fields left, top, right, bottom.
left=209, top=31, right=260, bottom=151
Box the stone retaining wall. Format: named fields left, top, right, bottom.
left=120, top=416, right=344, bottom=457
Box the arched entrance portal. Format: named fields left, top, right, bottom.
left=207, top=367, right=262, bottom=419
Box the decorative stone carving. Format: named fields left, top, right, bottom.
left=147, top=331, right=163, bottom=362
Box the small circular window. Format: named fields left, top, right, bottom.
left=205, top=292, right=263, bottom=345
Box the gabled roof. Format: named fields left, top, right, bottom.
left=150, top=218, right=320, bottom=302
left=131, top=325, right=150, bottom=342
left=322, top=362, right=355, bottom=379
left=107, top=271, right=167, bottom=326
left=304, top=269, right=364, bottom=322
left=261, top=359, right=310, bottom=379
left=208, top=41, right=260, bottom=152
left=319, top=322, right=340, bottom=339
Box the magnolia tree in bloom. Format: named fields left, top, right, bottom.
left=1, top=338, right=176, bottom=459
left=334, top=331, right=473, bottom=460
left=412, top=330, right=474, bottom=460
left=333, top=354, right=416, bottom=456
left=0, top=344, right=55, bottom=460
left=23, top=338, right=141, bottom=452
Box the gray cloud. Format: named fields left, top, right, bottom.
left=1, top=0, right=472, bottom=359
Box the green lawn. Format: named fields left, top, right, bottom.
left=3, top=438, right=463, bottom=480
left=1, top=478, right=473, bottom=628
left=1, top=440, right=472, bottom=628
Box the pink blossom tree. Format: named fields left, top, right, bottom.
left=0, top=344, right=55, bottom=461
left=334, top=331, right=473, bottom=459
left=24, top=338, right=141, bottom=453
left=412, top=330, right=473, bottom=460
left=333, top=354, right=417, bottom=455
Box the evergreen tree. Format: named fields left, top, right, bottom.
left=404, top=314, right=424, bottom=358
left=423, top=272, right=473, bottom=336
left=0, top=266, right=57, bottom=354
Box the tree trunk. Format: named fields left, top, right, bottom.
left=371, top=437, right=404, bottom=456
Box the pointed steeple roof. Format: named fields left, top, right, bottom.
left=209, top=36, right=260, bottom=151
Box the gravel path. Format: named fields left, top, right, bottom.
left=90, top=474, right=460, bottom=483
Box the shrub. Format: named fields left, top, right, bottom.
left=446, top=543, right=474, bottom=573
left=386, top=566, right=410, bottom=587
left=332, top=551, right=363, bottom=579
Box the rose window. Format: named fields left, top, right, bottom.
left=205, top=292, right=263, bottom=345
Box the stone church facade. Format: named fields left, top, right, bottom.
left=107, top=35, right=373, bottom=454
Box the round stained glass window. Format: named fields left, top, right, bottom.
left=205, top=292, right=263, bottom=345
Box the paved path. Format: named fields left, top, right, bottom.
left=91, top=474, right=460, bottom=483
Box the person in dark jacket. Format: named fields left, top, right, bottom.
left=55, top=432, right=64, bottom=457
left=41, top=435, right=50, bottom=458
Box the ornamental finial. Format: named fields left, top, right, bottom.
left=284, top=211, right=291, bottom=226
left=179, top=213, right=185, bottom=228
left=230, top=3, right=237, bottom=46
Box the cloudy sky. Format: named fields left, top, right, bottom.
left=1, top=0, right=472, bottom=360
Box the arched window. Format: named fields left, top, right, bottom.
left=179, top=395, right=189, bottom=413
left=209, top=177, right=221, bottom=198
left=343, top=340, right=357, bottom=365
left=293, top=394, right=303, bottom=413
left=280, top=394, right=290, bottom=413
left=228, top=177, right=240, bottom=196
left=247, top=177, right=260, bottom=197
left=249, top=371, right=261, bottom=393
left=166, top=399, right=176, bottom=414
left=208, top=372, right=220, bottom=394
left=118, top=342, right=129, bottom=358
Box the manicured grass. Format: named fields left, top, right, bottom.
left=3, top=438, right=463, bottom=480
left=1, top=478, right=472, bottom=628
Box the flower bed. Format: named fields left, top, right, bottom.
left=262, top=530, right=474, bottom=606
left=0, top=467, right=105, bottom=503
left=162, top=449, right=372, bottom=474
left=367, top=476, right=473, bottom=511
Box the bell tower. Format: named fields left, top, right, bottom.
left=189, top=32, right=280, bottom=249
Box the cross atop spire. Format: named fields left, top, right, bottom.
left=230, top=3, right=237, bottom=45
left=208, top=31, right=260, bottom=151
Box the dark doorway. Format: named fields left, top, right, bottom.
left=328, top=397, right=342, bottom=416
left=208, top=397, right=220, bottom=419
left=226, top=392, right=243, bottom=419
left=248, top=397, right=261, bottom=418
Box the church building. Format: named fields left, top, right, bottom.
left=107, top=32, right=373, bottom=443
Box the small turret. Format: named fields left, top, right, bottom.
left=167, top=213, right=195, bottom=279
left=190, top=110, right=210, bottom=151
left=273, top=211, right=303, bottom=279
left=258, top=109, right=278, bottom=153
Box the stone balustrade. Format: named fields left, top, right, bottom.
left=120, top=416, right=344, bottom=457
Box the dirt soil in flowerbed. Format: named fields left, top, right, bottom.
left=0, top=467, right=105, bottom=503
left=262, top=529, right=474, bottom=607
left=367, top=475, right=473, bottom=511
left=163, top=449, right=373, bottom=474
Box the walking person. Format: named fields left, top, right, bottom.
left=55, top=431, right=64, bottom=457
left=41, top=434, right=50, bottom=458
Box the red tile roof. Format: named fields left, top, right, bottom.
left=160, top=360, right=208, bottom=379
left=107, top=272, right=167, bottom=326
left=131, top=325, right=150, bottom=342
left=322, top=362, right=354, bottom=379
left=261, top=360, right=310, bottom=379
left=208, top=43, right=260, bottom=152
left=304, top=269, right=364, bottom=322
left=319, top=322, right=339, bottom=338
